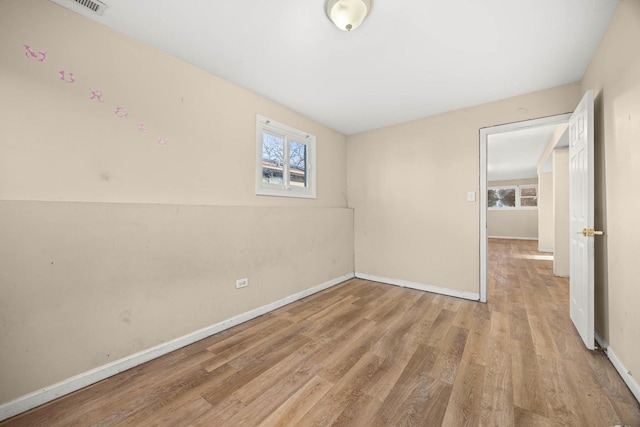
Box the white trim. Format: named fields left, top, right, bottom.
left=480, top=113, right=572, bottom=305
left=255, top=114, right=316, bottom=199
left=0, top=273, right=355, bottom=422
left=537, top=247, right=553, bottom=253
left=480, top=130, right=488, bottom=303
left=488, top=236, right=538, bottom=241
left=355, top=273, right=480, bottom=301
left=594, top=329, right=608, bottom=349
left=606, top=346, right=640, bottom=404
left=593, top=332, right=639, bottom=404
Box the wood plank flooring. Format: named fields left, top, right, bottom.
left=3, top=239, right=639, bottom=426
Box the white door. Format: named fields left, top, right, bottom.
left=569, top=90, right=595, bottom=350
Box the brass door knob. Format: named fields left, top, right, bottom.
left=582, top=228, right=604, bottom=237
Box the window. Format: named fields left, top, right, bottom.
left=519, top=185, right=538, bottom=207
left=256, top=115, right=316, bottom=198
left=488, top=184, right=537, bottom=209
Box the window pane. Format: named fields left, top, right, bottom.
left=289, top=140, right=307, bottom=188
left=521, top=197, right=537, bottom=207
left=488, top=188, right=516, bottom=207
left=262, top=133, right=284, bottom=185
left=520, top=187, right=537, bottom=197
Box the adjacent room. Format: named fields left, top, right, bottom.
left=1, top=0, right=639, bottom=425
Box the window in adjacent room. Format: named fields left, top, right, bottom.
left=488, top=184, right=537, bottom=209
left=519, top=184, right=538, bottom=207
left=256, top=115, right=316, bottom=198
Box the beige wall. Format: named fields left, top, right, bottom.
left=537, top=123, right=569, bottom=174
left=0, top=3, right=347, bottom=207
left=581, top=0, right=640, bottom=393
left=348, top=84, right=581, bottom=294
left=487, top=209, right=538, bottom=240
left=553, top=148, right=569, bottom=277
left=537, top=172, right=554, bottom=251
left=0, top=1, right=353, bottom=404
left=487, top=178, right=539, bottom=240
left=0, top=203, right=353, bottom=402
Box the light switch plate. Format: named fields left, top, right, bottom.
left=467, top=191, right=476, bottom=202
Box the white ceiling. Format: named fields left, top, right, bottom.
left=50, top=0, right=618, bottom=135
left=487, top=124, right=561, bottom=182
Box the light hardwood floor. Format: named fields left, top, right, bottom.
left=3, top=239, right=639, bottom=426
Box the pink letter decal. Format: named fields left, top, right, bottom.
left=59, top=71, right=75, bottom=83
left=138, top=122, right=148, bottom=132
left=114, top=107, right=128, bottom=118
left=24, top=45, right=36, bottom=59
left=24, top=45, right=46, bottom=62
left=89, top=90, right=104, bottom=102
left=157, top=137, right=168, bottom=146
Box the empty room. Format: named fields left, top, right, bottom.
left=1, top=0, right=639, bottom=425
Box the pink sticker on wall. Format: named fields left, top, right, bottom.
left=59, top=71, right=75, bottom=83
left=24, top=45, right=46, bottom=62
left=90, top=90, right=104, bottom=102
left=22, top=42, right=170, bottom=147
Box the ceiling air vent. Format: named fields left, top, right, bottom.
left=49, top=0, right=108, bottom=16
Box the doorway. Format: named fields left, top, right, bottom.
left=479, top=113, right=571, bottom=302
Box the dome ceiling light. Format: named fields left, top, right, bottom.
left=325, top=0, right=372, bottom=32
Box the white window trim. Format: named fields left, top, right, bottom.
left=488, top=184, right=538, bottom=210
left=255, top=115, right=316, bottom=199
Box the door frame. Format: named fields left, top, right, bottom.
left=479, top=113, right=572, bottom=302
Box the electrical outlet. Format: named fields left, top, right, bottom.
left=236, top=278, right=248, bottom=289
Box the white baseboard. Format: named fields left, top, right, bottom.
left=355, top=272, right=479, bottom=301
left=0, top=272, right=355, bottom=422
left=594, top=329, right=608, bottom=349
left=606, top=346, right=640, bottom=404
left=488, top=235, right=537, bottom=241
left=594, top=331, right=639, bottom=404
left=537, top=247, right=553, bottom=253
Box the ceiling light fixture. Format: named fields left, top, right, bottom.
left=325, top=0, right=371, bottom=32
